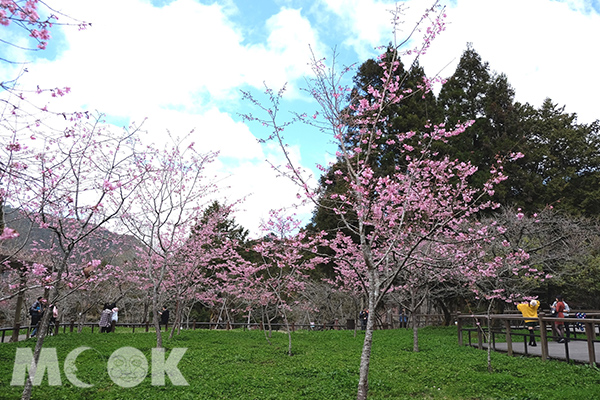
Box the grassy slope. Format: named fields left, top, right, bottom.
left=0, top=327, right=598, bottom=400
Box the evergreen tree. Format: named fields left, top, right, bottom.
left=437, top=43, right=529, bottom=202
left=309, top=48, right=443, bottom=234
left=194, top=201, right=249, bottom=244
left=522, top=99, right=600, bottom=216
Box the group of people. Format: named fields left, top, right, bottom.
left=29, top=297, right=58, bottom=337
left=98, top=303, right=169, bottom=333
left=357, top=307, right=409, bottom=330
left=30, top=299, right=169, bottom=335
left=98, top=302, right=119, bottom=333
left=517, top=295, right=571, bottom=346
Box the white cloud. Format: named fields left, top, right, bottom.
left=320, top=0, right=396, bottom=60
left=3, top=0, right=599, bottom=237
left=208, top=139, right=316, bottom=237
left=415, top=0, right=600, bottom=123
left=136, top=107, right=263, bottom=159
left=21, top=0, right=244, bottom=116
left=16, top=0, right=326, bottom=115
left=238, top=7, right=322, bottom=100
left=3, top=0, right=324, bottom=237
left=315, top=0, right=599, bottom=125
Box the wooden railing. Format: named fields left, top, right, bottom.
left=456, top=312, right=600, bottom=366
left=0, top=312, right=452, bottom=342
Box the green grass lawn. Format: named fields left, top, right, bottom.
left=0, top=326, right=598, bottom=399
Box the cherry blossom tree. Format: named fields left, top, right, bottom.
left=242, top=2, right=543, bottom=397
left=0, top=111, right=151, bottom=400
left=160, top=202, right=249, bottom=339
left=119, top=133, right=222, bottom=348
left=1, top=0, right=61, bottom=52
left=1, top=0, right=89, bottom=120
left=223, top=210, right=322, bottom=355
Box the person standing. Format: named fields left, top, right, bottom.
left=111, top=306, right=119, bottom=333
left=359, top=308, right=369, bottom=330
left=159, top=306, right=169, bottom=331
left=47, top=303, right=58, bottom=335
left=552, top=296, right=571, bottom=341
left=399, top=308, right=408, bottom=329
left=517, top=299, right=540, bottom=346
left=99, top=303, right=113, bottom=333
left=554, top=295, right=566, bottom=343
left=29, top=297, right=46, bottom=337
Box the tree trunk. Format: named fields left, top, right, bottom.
left=282, top=310, right=293, bottom=357
left=356, top=295, right=376, bottom=400
left=152, top=285, right=163, bottom=348
left=437, top=299, right=452, bottom=326
left=21, top=261, right=66, bottom=400
left=412, top=323, right=420, bottom=353
left=77, top=312, right=85, bottom=334
left=21, top=305, right=53, bottom=400
left=411, top=290, right=420, bottom=352
left=169, top=299, right=181, bottom=339
left=11, top=268, right=27, bottom=342
left=261, top=306, right=272, bottom=345
left=142, top=295, right=150, bottom=323
left=486, top=301, right=494, bottom=373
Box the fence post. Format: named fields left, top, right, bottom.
left=584, top=321, right=596, bottom=366
left=70, top=320, right=75, bottom=333
left=145, top=321, right=149, bottom=332
left=456, top=312, right=463, bottom=346
left=10, top=322, right=20, bottom=343
left=504, top=319, right=513, bottom=356
left=538, top=312, right=548, bottom=361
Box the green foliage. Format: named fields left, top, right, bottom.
left=308, top=47, right=442, bottom=238
left=520, top=100, right=600, bottom=216
left=309, top=43, right=600, bottom=310
left=553, top=254, right=600, bottom=309
left=314, top=43, right=600, bottom=226
left=194, top=200, right=249, bottom=245
left=1, top=327, right=599, bottom=399
left=437, top=43, right=532, bottom=207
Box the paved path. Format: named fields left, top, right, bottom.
left=471, top=339, right=599, bottom=365
left=3, top=333, right=47, bottom=342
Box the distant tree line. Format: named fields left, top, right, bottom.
left=307, top=44, right=600, bottom=310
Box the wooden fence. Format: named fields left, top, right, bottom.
left=456, top=311, right=600, bottom=366
left=0, top=312, right=450, bottom=343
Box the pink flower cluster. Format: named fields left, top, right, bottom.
left=1, top=0, right=55, bottom=49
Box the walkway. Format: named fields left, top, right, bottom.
left=474, top=339, right=600, bottom=365
left=457, top=312, right=600, bottom=366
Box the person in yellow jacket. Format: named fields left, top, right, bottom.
left=517, top=299, right=540, bottom=346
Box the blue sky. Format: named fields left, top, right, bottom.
left=2, top=0, right=599, bottom=236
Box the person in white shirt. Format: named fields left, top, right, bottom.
left=551, top=298, right=571, bottom=342
left=111, top=307, right=119, bottom=333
